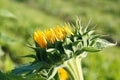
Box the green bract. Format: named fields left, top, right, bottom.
left=12, top=19, right=116, bottom=80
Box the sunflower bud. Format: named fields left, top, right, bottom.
left=34, top=30, right=47, bottom=48
left=45, top=28, right=56, bottom=43
left=54, top=26, right=66, bottom=41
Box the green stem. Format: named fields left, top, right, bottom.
left=63, top=57, right=84, bottom=80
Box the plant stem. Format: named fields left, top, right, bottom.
left=63, top=56, right=84, bottom=80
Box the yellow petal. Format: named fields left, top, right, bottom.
left=45, top=29, right=56, bottom=43
left=55, top=25, right=66, bottom=41
left=34, top=30, right=47, bottom=48
left=64, top=26, right=74, bottom=35
left=50, top=28, right=56, bottom=43
left=44, top=29, right=51, bottom=42
left=58, top=68, right=69, bottom=80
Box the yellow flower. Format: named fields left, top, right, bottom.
left=64, top=26, right=74, bottom=35
left=34, top=25, right=73, bottom=47
left=44, top=29, right=51, bottom=42
left=34, top=30, right=47, bottom=48
left=44, top=28, right=56, bottom=43
left=54, top=25, right=66, bottom=41
left=58, top=68, right=69, bottom=80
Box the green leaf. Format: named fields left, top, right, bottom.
left=82, top=30, right=94, bottom=36
left=54, top=72, right=60, bottom=80
left=48, top=66, right=59, bottom=80
left=22, top=54, right=36, bottom=59
left=5, top=72, right=45, bottom=80
left=47, top=48, right=56, bottom=53
left=0, top=71, right=6, bottom=80
left=12, top=61, right=48, bottom=75
left=82, top=47, right=101, bottom=52
left=90, top=34, right=101, bottom=41
left=33, top=47, right=46, bottom=61
left=47, top=48, right=62, bottom=64
left=63, top=38, right=73, bottom=59
left=72, top=40, right=82, bottom=52
left=47, top=66, right=58, bottom=80
left=94, top=39, right=116, bottom=49
left=64, top=49, right=73, bottom=59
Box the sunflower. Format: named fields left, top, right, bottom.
left=34, top=25, right=73, bottom=47
left=34, top=30, right=47, bottom=48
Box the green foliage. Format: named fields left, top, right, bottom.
left=0, top=71, right=6, bottom=80
left=0, top=0, right=120, bottom=80
left=0, top=71, right=46, bottom=80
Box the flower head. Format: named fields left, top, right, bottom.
left=34, top=30, right=47, bottom=48
left=34, top=25, right=73, bottom=48
left=54, top=25, right=66, bottom=41
left=45, top=28, right=56, bottom=43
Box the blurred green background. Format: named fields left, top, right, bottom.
left=0, top=0, right=120, bottom=80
